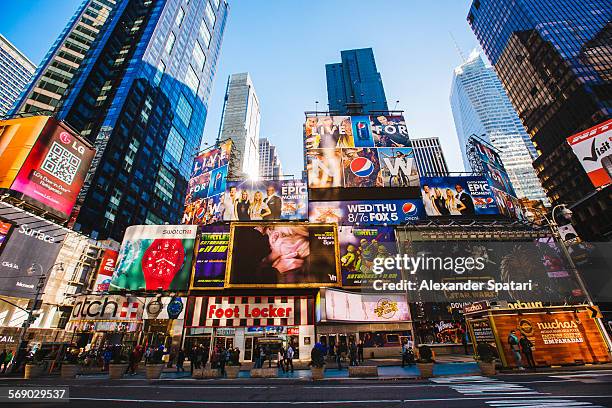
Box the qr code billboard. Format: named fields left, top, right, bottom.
left=41, top=142, right=81, bottom=185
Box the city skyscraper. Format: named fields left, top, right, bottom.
left=10, top=0, right=229, bottom=240
left=0, top=34, right=36, bottom=116
left=450, top=52, right=547, bottom=202
left=468, top=0, right=611, bottom=240
left=258, top=137, right=283, bottom=179
left=218, top=72, right=260, bottom=180
left=411, top=137, right=450, bottom=176
left=10, top=0, right=117, bottom=116
left=326, top=48, right=388, bottom=114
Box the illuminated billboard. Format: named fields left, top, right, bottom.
left=304, top=115, right=419, bottom=189
left=93, top=249, right=118, bottom=293
left=191, top=225, right=230, bottom=289
left=566, top=119, right=612, bottom=188
left=0, top=116, right=95, bottom=218
left=419, top=176, right=499, bottom=216
left=317, top=288, right=410, bottom=323
left=111, top=225, right=197, bottom=291
left=309, top=199, right=425, bottom=225
left=226, top=223, right=340, bottom=288
left=338, top=226, right=400, bottom=288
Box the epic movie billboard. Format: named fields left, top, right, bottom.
left=338, top=226, right=400, bottom=288
left=111, top=225, right=197, bottom=291
left=0, top=202, right=69, bottom=298
left=305, top=115, right=419, bottom=189
left=420, top=176, right=498, bottom=216
left=226, top=223, right=340, bottom=288
left=317, top=288, right=410, bottom=323
left=566, top=118, right=612, bottom=188
left=223, top=179, right=308, bottom=221
left=191, top=225, right=230, bottom=289
left=309, top=199, right=425, bottom=225
left=5, top=118, right=95, bottom=218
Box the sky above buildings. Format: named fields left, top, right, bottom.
left=1, top=0, right=481, bottom=177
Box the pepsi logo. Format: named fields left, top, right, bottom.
left=402, top=202, right=418, bottom=215
left=357, top=122, right=367, bottom=130
left=486, top=197, right=494, bottom=204
left=350, top=157, right=374, bottom=177
left=59, top=131, right=72, bottom=144
left=195, top=206, right=206, bottom=220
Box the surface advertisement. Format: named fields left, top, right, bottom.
left=191, top=225, right=230, bottom=289
left=0, top=219, right=14, bottom=256
left=420, top=175, right=498, bottom=216
left=566, top=118, right=612, bottom=188
left=309, top=199, right=425, bottom=225
left=224, top=179, right=308, bottom=221
left=317, top=288, right=410, bottom=323
left=110, top=225, right=197, bottom=291
left=93, top=249, right=118, bottom=293
left=1, top=117, right=95, bottom=218
left=305, top=115, right=419, bottom=189
left=338, top=226, right=400, bottom=288
left=0, top=202, right=69, bottom=299
left=226, top=223, right=340, bottom=288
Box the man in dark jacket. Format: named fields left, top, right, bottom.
left=508, top=330, right=524, bottom=370
left=263, top=186, right=282, bottom=220
left=455, top=184, right=475, bottom=215
left=519, top=334, right=535, bottom=369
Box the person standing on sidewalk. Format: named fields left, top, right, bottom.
left=334, top=344, right=342, bottom=370
left=349, top=342, right=358, bottom=366
left=278, top=347, right=286, bottom=373
left=357, top=341, right=364, bottom=364
left=519, top=334, right=535, bottom=370
left=507, top=330, right=524, bottom=370
left=285, top=344, right=294, bottom=373
left=176, top=349, right=185, bottom=372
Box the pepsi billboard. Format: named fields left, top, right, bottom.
left=305, top=115, right=419, bottom=189
left=309, top=199, right=425, bottom=225
left=419, top=176, right=498, bottom=216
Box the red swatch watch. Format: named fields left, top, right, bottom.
left=142, top=239, right=185, bottom=290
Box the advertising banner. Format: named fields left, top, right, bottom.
left=7, top=118, right=95, bottom=218
left=305, top=115, right=419, bottom=189
left=66, top=294, right=143, bottom=333
left=226, top=223, right=340, bottom=288
left=93, top=249, right=118, bottom=293
left=309, top=199, right=425, bottom=225
left=317, top=288, right=410, bottom=322
left=110, top=225, right=197, bottom=291
left=143, top=296, right=185, bottom=319
left=338, top=226, right=400, bottom=288
left=224, top=179, right=308, bottom=221
left=191, top=225, right=230, bottom=289
left=566, top=118, right=612, bottom=188
left=420, top=175, right=498, bottom=216
left=0, top=202, right=69, bottom=298
left=0, top=219, right=14, bottom=256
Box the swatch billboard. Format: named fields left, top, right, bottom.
left=309, top=199, right=425, bottom=225
left=191, top=225, right=230, bottom=289
left=566, top=118, right=612, bottom=188
left=0, top=116, right=95, bottom=219
left=419, top=176, right=498, bottom=216
left=305, top=115, right=419, bottom=189
left=111, top=225, right=197, bottom=291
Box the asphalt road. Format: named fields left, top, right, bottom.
left=1, top=370, right=612, bottom=407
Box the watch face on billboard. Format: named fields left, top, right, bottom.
left=9, top=119, right=95, bottom=218
left=226, top=223, right=340, bottom=288
left=319, top=288, right=410, bottom=322
left=111, top=225, right=197, bottom=291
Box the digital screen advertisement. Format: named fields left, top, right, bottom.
left=111, top=225, right=197, bottom=291
left=309, top=199, right=425, bottom=225
left=317, top=288, right=410, bottom=322
left=93, top=249, right=118, bottom=293
left=566, top=118, right=612, bottom=188
left=226, top=223, right=340, bottom=288
left=419, top=175, right=498, bottom=216
left=191, top=225, right=230, bottom=289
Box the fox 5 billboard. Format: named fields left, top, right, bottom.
left=309, top=199, right=425, bottom=225
left=0, top=116, right=95, bottom=218
left=567, top=119, right=612, bottom=188
left=305, top=115, right=418, bottom=189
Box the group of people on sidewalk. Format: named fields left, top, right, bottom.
left=332, top=341, right=364, bottom=370
left=189, top=344, right=240, bottom=376
left=508, top=330, right=536, bottom=370
left=252, top=344, right=295, bottom=373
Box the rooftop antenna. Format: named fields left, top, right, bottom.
left=393, top=100, right=400, bottom=110
left=449, top=31, right=467, bottom=63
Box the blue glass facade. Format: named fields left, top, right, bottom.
left=326, top=48, right=388, bottom=114
left=53, top=0, right=228, bottom=240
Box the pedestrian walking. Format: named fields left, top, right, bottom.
left=349, top=342, right=358, bottom=366
left=278, top=347, right=286, bottom=373
left=519, top=334, right=535, bottom=369
left=253, top=346, right=261, bottom=369
left=176, top=349, right=185, bottom=372
left=508, top=330, right=524, bottom=370
left=334, top=344, right=342, bottom=370
left=219, top=348, right=227, bottom=377
left=285, top=344, right=294, bottom=373
left=357, top=341, right=364, bottom=363
left=102, top=347, right=112, bottom=372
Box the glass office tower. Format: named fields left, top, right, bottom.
left=12, top=0, right=229, bottom=240
left=326, top=48, right=389, bottom=114
left=0, top=34, right=36, bottom=116
left=451, top=52, right=547, bottom=202
left=468, top=0, right=611, bottom=239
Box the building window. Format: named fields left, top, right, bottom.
left=185, top=65, right=200, bottom=94
left=176, top=94, right=192, bottom=127
left=154, top=165, right=176, bottom=204
left=154, top=60, right=165, bottom=85
left=204, top=1, right=216, bottom=29
left=165, top=32, right=176, bottom=54
left=192, top=42, right=206, bottom=71
left=199, top=19, right=211, bottom=48
left=145, top=211, right=163, bottom=225
left=175, top=7, right=185, bottom=26
left=165, top=127, right=185, bottom=163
